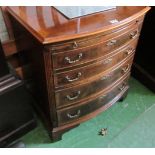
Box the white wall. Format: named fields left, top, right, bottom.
left=0, top=9, right=9, bottom=42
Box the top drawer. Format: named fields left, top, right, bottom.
left=49, top=15, right=144, bottom=53
left=52, top=21, right=142, bottom=71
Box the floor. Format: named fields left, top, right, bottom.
left=21, top=77, right=155, bottom=148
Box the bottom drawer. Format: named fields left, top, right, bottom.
left=57, top=74, right=130, bottom=125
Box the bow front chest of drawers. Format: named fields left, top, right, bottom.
left=6, top=6, right=150, bottom=141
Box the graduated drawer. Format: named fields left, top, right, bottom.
left=54, top=39, right=137, bottom=88
left=50, top=15, right=144, bottom=54
left=52, top=21, right=142, bottom=70
left=57, top=74, right=129, bottom=125
left=55, top=57, right=133, bottom=108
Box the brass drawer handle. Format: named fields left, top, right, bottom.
left=118, top=82, right=126, bottom=91
left=65, top=53, right=83, bottom=64
left=103, top=58, right=113, bottom=64
left=72, top=41, right=78, bottom=49
left=130, top=30, right=138, bottom=39
left=65, top=72, right=82, bottom=82
left=125, top=48, right=135, bottom=55
left=67, top=110, right=81, bottom=119
left=122, top=64, right=130, bottom=73
left=66, top=91, right=81, bottom=101
left=106, top=39, right=117, bottom=46
left=101, top=73, right=112, bottom=80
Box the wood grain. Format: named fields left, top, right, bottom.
left=6, top=6, right=150, bottom=141
left=6, top=6, right=150, bottom=44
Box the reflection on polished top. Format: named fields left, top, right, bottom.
left=54, top=6, right=116, bottom=19
left=7, top=6, right=149, bottom=44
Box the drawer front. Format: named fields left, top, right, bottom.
left=52, top=22, right=142, bottom=70
left=50, top=15, right=144, bottom=54
left=57, top=74, right=130, bottom=125
left=54, top=39, right=137, bottom=88
left=55, top=57, right=133, bottom=108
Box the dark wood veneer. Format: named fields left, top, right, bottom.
left=55, top=57, right=133, bottom=109
left=57, top=74, right=130, bottom=125
left=50, top=18, right=143, bottom=54
left=54, top=40, right=137, bottom=88
left=52, top=24, right=141, bottom=71
left=6, top=6, right=150, bottom=141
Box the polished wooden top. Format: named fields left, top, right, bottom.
left=7, top=6, right=150, bottom=44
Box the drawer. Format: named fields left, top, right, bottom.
left=55, top=57, right=133, bottom=108
left=50, top=15, right=144, bottom=54
left=52, top=22, right=142, bottom=70
left=57, top=74, right=130, bottom=125
left=54, top=39, right=137, bottom=88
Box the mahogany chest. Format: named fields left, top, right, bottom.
left=6, top=6, right=150, bottom=141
